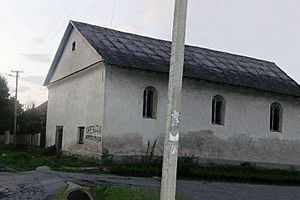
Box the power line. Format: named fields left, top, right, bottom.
left=0, top=72, right=14, bottom=77
left=21, top=0, right=70, bottom=69
left=21, top=0, right=108, bottom=79
left=21, top=0, right=76, bottom=78
left=24, top=0, right=106, bottom=77
left=23, top=0, right=89, bottom=78
left=110, top=0, right=117, bottom=28
left=80, top=0, right=103, bottom=21
left=67, top=0, right=85, bottom=20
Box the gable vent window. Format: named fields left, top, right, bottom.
left=270, top=102, right=283, bottom=132
left=78, top=127, right=85, bottom=144
left=143, top=86, right=157, bottom=119
left=211, top=95, right=225, bottom=125
left=72, top=41, right=76, bottom=51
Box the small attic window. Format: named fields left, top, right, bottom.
left=72, top=41, right=76, bottom=51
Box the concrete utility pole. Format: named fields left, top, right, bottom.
left=160, top=0, right=188, bottom=200
left=11, top=70, right=23, bottom=146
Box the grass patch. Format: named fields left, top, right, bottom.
left=0, top=146, right=97, bottom=171
left=90, top=185, right=191, bottom=200
left=2, top=145, right=300, bottom=186
left=49, top=186, right=66, bottom=200
left=101, top=161, right=300, bottom=185
left=105, top=162, right=162, bottom=177
left=50, top=185, right=191, bottom=200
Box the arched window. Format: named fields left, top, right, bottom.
left=143, top=86, right=157, bottom=119
left=211, top=95, right=225, bottom=125
left=270, top=102, right=283, bottom=132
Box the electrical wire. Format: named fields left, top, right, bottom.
left=0, top=72, right=13, bottom=77
left=80, top=0, right=102, bottom=21
left=110, top=0, right=117, bottom=28
left=17, top=0, right=112, bottom=104
left=21, top=0, right=70, bottom=69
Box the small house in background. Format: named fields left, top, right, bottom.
left=35, top=101, right=48, bottom=114
left=44, top=21, right=300, bottom=165
left=35, top=101, right=47, bottom=147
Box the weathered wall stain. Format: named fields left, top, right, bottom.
left=103, top=133, right=144, bottom=155
left=104, top=130, right=300, bottom=165
left=68, top=141, right=102, bottom=158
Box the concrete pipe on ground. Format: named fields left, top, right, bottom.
left=65, top=181, right=93, bottom=200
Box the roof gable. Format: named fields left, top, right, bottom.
left=44, top=22, right=101, bottom=85
left=46, top=21, right=300, bottom=97
left=44, top=23, right=73, bottom=86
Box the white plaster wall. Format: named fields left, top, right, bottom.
left=102, top=66, right=168, bottom=155
left=103, top=66, right=300, bottom=164
left=46, top=63, right=105, bottom=158
left=49, top=28, right=101, bottom=83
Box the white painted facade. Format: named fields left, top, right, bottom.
left=46, top=28, right=300, bottom=164
left=103, top=66, right=300, bottom=164
left=46, top=28, right=105, bottom=158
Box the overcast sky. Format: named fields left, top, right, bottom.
left=0, top=0, right=299, bottom=106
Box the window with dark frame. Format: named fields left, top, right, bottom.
left=72, top=41, right=76, bottom=51
left=211, top=95, right=225, bottom=125
left=78, top=127, right=85, bottom=144
left=270, top=103, right=282, bottom=132
left=143, top=86, right=157, bottom=119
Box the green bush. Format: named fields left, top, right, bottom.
left=43, top=145, right=58, bottom=156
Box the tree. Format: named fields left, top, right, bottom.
left=0, top=76, right=10, bottom=134
left=0, top=75, right=22, bottom=134
left=18, top=108, right=43, bottom=135
left=0, top=76, right=9, bottom=99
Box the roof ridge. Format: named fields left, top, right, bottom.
left=65, top=20, right=300, bottom=96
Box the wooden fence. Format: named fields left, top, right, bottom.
left=0, top=131, right=41, bottom=146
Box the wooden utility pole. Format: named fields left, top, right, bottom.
left=160, top=0, right=188, bottom=200
left=11, top=70, right=23, bottom=146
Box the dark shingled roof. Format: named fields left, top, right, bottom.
left=46, top=21, right=300, bottom=97
left=35, top=101, right=47, bottom=114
